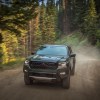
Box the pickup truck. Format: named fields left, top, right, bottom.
left=23, top=45, right=76, bottom=89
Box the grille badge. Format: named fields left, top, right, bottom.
left=42, top=63, right=46, bottom=66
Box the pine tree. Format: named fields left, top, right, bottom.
left=0, top=0, right=40, bottom=63
left=67, top=0, right=87, bottom=30
left=39, top=1, right=47, bottom=44
left=82, top=0, right=98, bottom=45
left=45, top=0, right=57, bottom=43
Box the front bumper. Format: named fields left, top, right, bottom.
left=23, top=65, right=68, bottom=81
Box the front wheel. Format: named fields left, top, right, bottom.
left=24, top=73, right=33, bottom=85
left=71, top=65, right=75, bottom=75
left=62, top=69, right=70, bottom=89
left=71, top=58, right=76, bottom=75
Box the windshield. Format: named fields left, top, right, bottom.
left=36, top=46, right=68, bottom=56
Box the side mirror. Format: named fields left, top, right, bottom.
left=31, top=52, right=35, bottom=55
left=70, top=54, right=76, bottom=57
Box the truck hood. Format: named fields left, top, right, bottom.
left=27, top=54, right=68, bottom=62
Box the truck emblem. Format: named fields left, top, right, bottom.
left=42, top=63, right=48, bottom=67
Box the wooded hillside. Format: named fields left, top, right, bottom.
left=0, top=0, right=100, bottom=64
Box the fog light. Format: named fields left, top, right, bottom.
left=60, top=72, right=66, bottom=75
left=24, top=70, right=28, bottom=72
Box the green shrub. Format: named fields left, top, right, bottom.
left=96, top=29, right=100, bottom=48
left=96, top=40, right=100, bottom=48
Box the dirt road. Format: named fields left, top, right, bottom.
left=0, top=47, right=100, bottom=100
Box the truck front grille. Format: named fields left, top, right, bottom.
left=29, top=61, right=58, bottom=70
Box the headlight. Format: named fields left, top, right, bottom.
left=58, top=62, right=66, bottom=69
left=24, top=60, right=29, bottom=65
left=58, top=62, right=66, bottom=66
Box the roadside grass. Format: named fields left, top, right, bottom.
left=55, top=31, right=89, bottom=49
left=0, top=58, right=25, bottom=70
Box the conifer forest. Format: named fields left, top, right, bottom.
left=0, top=0, right=100, bottom=64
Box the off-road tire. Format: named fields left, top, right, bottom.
left=62, top=69, right=70, bottom=89
left=24, top=73, right=33, bottom=85
left=71, top=58, right=76, bottom=75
